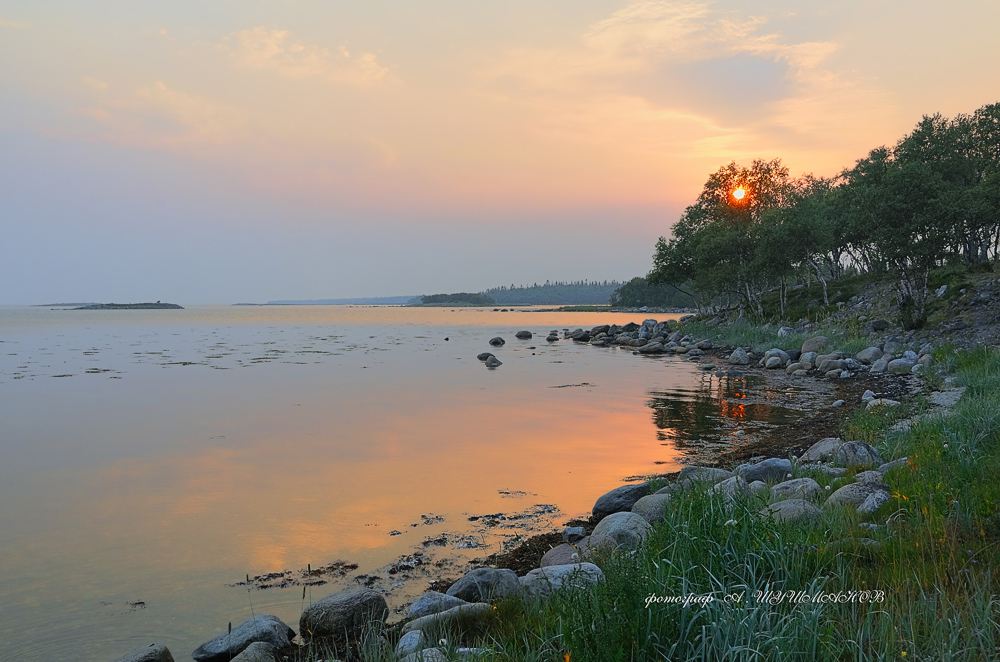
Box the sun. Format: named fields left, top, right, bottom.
left=733, top=188, right=746, bottom=200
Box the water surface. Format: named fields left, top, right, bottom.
left=0, top=305, right=808, bottom=660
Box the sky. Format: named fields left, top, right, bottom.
left=2, top=0, right=999, bottom=304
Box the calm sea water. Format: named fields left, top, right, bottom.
left=0, top=305, right=805, bottom=660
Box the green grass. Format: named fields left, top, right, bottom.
left=679, top=317, right=874, bottom=356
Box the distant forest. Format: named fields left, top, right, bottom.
left=482, top=280, right=623, bottom=304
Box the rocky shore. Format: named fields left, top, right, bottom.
left=114, top=312, right=975, bottom=662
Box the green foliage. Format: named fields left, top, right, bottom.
left=420, top=292, right=496, bottom=305
left=647, top=102, right=1000, bottom=324
left=609, top=277, right=694, bottom=308
left=482, top=281, right=624, bottom=305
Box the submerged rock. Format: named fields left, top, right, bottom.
left=515, top=330, right=532, bottom=339
left=488, top=337, right=505, bottom=347
left=114, top=644, right=174, bottom=662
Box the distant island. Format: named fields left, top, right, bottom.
left=72, top=302, right=184, bottom=310
left=35, top=302, right=99, bottom=307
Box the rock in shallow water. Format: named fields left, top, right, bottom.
left=230, top=643, right=278, bottom=662
left=488, top=337, right=505, bottom=346
left=193, top=615, right=294, bottom=662
left=114, top=644, right=174, bottom=662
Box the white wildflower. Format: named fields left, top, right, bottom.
left=724, top=519, right=737, bottom=527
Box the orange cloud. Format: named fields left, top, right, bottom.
left=222, top=27, right=391, bottom=87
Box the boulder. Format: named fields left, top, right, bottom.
left=631, top=493, right=672, bottom=523
left=677, top=466, right=733, bottom=484
left=299, top=589, right=388, bottom=645
left=193, top=615, right=295, bottom=662
left=114, top=644, right=174, bottom=662
left=777, top=326, right=796, bottom=337
left=861, top=390, right=876, bottom=403
left=401, top=603, right=493, bottom=635
left=590, top=511, right=651, bottom=549
left=763, top=348, right=790, bottom=365
left=637, top=342, right=664, bottom=354
left=759, top=499, right=822, bottom=523
left=562, top=526, right=586, bottom=543
left=400, top=648, right=449, bottom=662
left=799, top=351, right=818, bottom=368
left=592, top=482, right=649, bottom=517
left=407, top=591, right=469, bottom=619
left=770, top=478, right=823, bottom=501
left=765, top=356, right=783, bottom=369
left=546, top=335, right=559, bottom=342
left=541, top=542, right=583, bottom=567
left=855, top=347, right=883, bottom=364
left=488, top=337, right=505, bottom=346
left=727, top=347, right=750, bottom=365
left=230, top=643, right=278, bottom=662
left=854, top=470, right=882, bottom=483
left=519, top=562, right=604, bottom=599
left=484, top=356, right=502, bottom=368
left=711, top=476, right=750, bottom=505
left=515, top=331, right=532, bottom=339
left=748, top=480, right=767, bottom=495
left=591, top=324, right=611, bottom=336
left=476, top=352, right=495, bottom=361
left=801, top=336, right=831, bottom=354
left=396, top=630, right=426, bottom=657
left=571, top=330, right=591, bottom=342
left=887, top=359, right=916, bottom=374
left=785, top=362, right=803, bottom=375
left=798, top=438, right=843, bottom=463
left=866, top=398, right=900, bottom=409
left=696, top=339, right=713, bottom=349
left=870, top=358, right=889, bottom=373
left=736, top=458, right=792, bottom=484
left=825, top=482, right=889, bottom=509
left=857, top=490, right=892, bottom=515
left=447, top=568, right=519, bottom=602
left=835, top=441, right=884, bottom=468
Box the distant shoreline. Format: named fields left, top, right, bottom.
left=71, top=302, right=184, bottom=310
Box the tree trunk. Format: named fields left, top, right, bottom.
left=808, top=259, right=829, bottom=305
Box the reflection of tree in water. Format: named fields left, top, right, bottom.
left=648, top=372, right=805, bottom=457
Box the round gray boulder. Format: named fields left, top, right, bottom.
left=446, top=567, right=519, bottom=602
left=736, top=458, right=792, bottom=484
left=520, top=562, right=604, bottom=600
left=770, top=478, right=823, bottom=502
left=825, top=482, right=889, bottom=509
left=759, top=499, right=822, bottom=523
left=835, top=441, right=884, bottom=468
left=299, top=589, right=388, bottom=645
left=592, top=482, right=649, bottom=517
left=631, top=493, right=672, bottom=523
left=590, top=511, right=651, bottom=549
left=406, top=591, right=469, bottom=619
left=193, top=615, right=294, bottom=662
